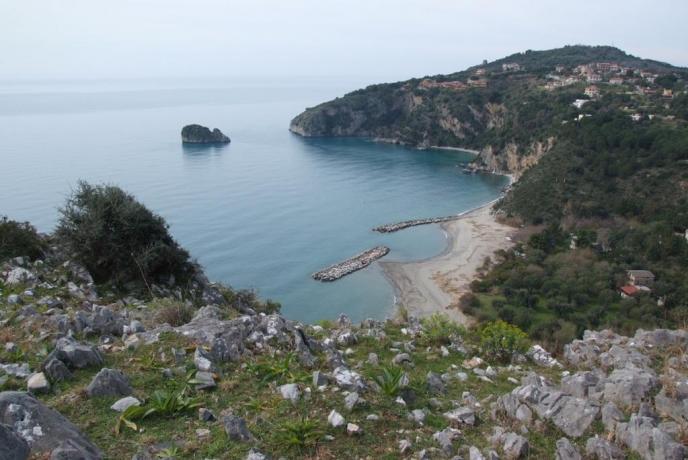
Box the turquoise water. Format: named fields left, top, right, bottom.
left=0, top=78, right=507, bottom=323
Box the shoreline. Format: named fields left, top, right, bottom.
left=379, top=197, right=516, bottom=326
left=377, top=172, right=515, bottom=325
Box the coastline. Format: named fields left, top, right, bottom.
left=379, top=196, right=516, bottom=326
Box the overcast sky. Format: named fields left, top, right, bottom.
left=3, top=0, right=687, bottom=82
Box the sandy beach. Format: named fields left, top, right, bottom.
left=380, top=204, right=516, bottom=325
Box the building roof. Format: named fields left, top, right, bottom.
left=627, top=270, right=655, bottom=279
left=620, top=285, right=639, bottom=296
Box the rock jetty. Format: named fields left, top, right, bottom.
left=181, top=124, right=231, bottom=144
left=312, top=246, right=390, bottom=281
left=373, top=216, right=459, bottom=233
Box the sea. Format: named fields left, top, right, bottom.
left=0, top=77, right=508, bottom=323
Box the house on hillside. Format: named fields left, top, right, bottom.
left=609, top=77, right=624, bottom=85
left=468, top=78, right=488, bottom=88
left=663, top=89, right=674, bottom=99
left=627, top=270, right=655, bottom=287
left=502, top=63, right=521, bottom=72
left=619, top=284, right=640, bottom=298
left=584, top=85, right=600, bottom=98
left=587, top=73, right=603, bottom=83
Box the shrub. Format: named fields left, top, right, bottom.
left=56, top=182, right=194, bottom=287
left=152, top=298, right=195, bottom=326
left=420, top=313, right=465, bottom=346
left=371, top=366, right=405, bottom=397
left=0, top=217, right=45, bottom=262
left=479, top=320, right=529, bottom=363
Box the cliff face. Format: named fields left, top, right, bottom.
left=472, top=137, right=556, bottom=178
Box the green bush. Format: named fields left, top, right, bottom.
left=479, top=320, right=529, bottom=363
left=0, top=217, right=45, bottom=262
left=420, top=313, right=465, bottom=346
left=56, top=182, right=194, bottom=287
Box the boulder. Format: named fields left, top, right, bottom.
left=86, top=369, right=132, bottom=398
left=181, top=124, right=230, bottom=144
left=432, top=427, right=460, bottom=455
left=502, top=432, right=529, bottom=459
left=615, top=414, right=687, bottom=460
left=45, top=337, right=103, bottom=369
left=603, top=366, right=658, bottom=408
left=555, top=438, right=581, bottom=460
left=42, top=358, right=72, bottom=383
left=549, top=396, right=599, bottom=438
left=584, top=436, right=624, bottom=459
left=0, top=423, right=30, bottom=460
left=601, top=402, right=624, bottom=431
left=0, top=392, right=102, bottom=458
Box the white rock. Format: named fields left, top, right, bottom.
left=27, top=372, right=49, bottom=394
left=110, top=396, right=141, bottom=412
left=278, top=383, right=301, bottom=404
left=346, top=423, right=362, bottom=435
left=328, top=409, right=345, bottom=427
left=399, top=439, right=413, bottom=454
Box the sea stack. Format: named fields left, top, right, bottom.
left=181, top=124, right=231, bottom=144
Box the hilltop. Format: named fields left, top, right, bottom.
left=290, top=45, right=688, bottom=177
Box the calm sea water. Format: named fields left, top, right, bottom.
left=0, top=78, right=507, bottom=323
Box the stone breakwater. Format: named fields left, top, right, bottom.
left=373, top=216, right=459, bottom=233
left=312, top=246, right=390, bottom=281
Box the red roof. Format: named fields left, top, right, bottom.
left=620, top=285, right=639, bottom=296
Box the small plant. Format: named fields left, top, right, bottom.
left=115, top=389, right=201, bottom=434
left=479, top=320, right=529, bottom=363
left=246, top=353, right=308, bottom=386
left=156, top=447, right=180, bottom=458
left=372, top=365, right=406, bottom=397
left=420, top=313, right=465, bottom=346
left=273, top=416, right=323, bottom=453
left=0, top=216, right=45, bottom=262
left=152, top=298, right=195, bottom=326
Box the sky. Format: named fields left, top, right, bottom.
left=2, top=0, right=687, bottom=82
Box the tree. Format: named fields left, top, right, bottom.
left=56, top=182, right=195, bottom=288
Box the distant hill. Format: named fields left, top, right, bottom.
left=290, top=45, right=687, bottom=178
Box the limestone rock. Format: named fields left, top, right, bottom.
left=110, top=396, right=141, bottom=412
left=86, top=369, right=132, bottom=398
left=555, top=438, right=581, bottom=460
left=0, top=392, right=102, bottom=458
left=46, top=337, right=103, bottom=369
left=584, top=436, right=624, bottom=459
left=27, top=373, right=50, bottom=394
left=328, top=410, right=345, bottom=428
left=0, top=423, right=30, bottom=460
left=223, top=414, right=252, bottom=442
left=43, top=358, right=72, bottom=383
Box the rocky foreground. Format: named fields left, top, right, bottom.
left=0, top=253, right=687, bottom=459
